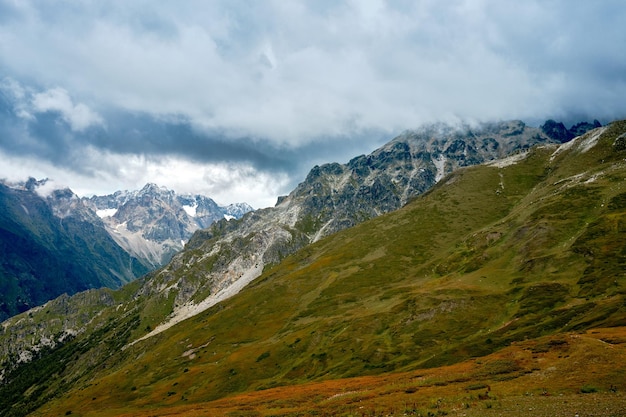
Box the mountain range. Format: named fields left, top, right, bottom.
left=0, top=179, right=149, bottom=321
left=0, top=180, right=251, bottom=322
left=1, top=119, right=625, bottom=416
left=84, top=183, right=253, bottom=268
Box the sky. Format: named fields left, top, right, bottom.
left=0, top=0, right=625, bottom=208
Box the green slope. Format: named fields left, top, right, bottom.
left=3, top=121, right=626, bottom=416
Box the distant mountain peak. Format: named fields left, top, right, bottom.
left=541, top=119, right=602, bottom=143
left=138, top=182, right=173, bottom=195
left=85, top=185, right=253, bottom=267
left=0, top=181, right=150, bottom=320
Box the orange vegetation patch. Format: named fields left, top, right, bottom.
left=86, top=327, right=626, bottom=417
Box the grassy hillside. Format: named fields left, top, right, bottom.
left=45, top=328, right=626, bottom=416
left=6, top=121, right=626, bottom=416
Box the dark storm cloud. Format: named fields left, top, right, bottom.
left=0, top=76, right=387, bottom=190
left=0, top=87, right=295, bottom=177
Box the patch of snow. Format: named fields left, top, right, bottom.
left=182, top=203, right=197, bottom=217
left=486, top=150, right=530, bottom=168
left=96, top=208, right=117, bottom=218
left=432, top=154, right=447, bottom=182
left=224, top=214, right=235, bottom=221
left=21, top=204, right=29, bottom=215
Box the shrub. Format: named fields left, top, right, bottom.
left=580, top=385, right=598, bottom=394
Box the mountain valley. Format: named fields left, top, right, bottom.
left=0, top=180, right=149, bottom=321
left=0, top=180, right=251, bottom=323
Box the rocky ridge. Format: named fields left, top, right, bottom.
left=540, top=119, right=602, bottom=143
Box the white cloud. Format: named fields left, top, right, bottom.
left=31, top=87, right=103, bottom=131
left=32, top=179, right=67, bottom=199
left=18, top=150, right=280, bottom=210
left=0, top=146, right=284, bottom=208
left=134, top=158, right=289, bottom=209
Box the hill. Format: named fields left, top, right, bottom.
left=104, top=120, right=567, bottom=343
left=1, top=120, right=624, bottom=416
left=43, top=328, right=626, bottom=416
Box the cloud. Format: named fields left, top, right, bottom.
left=32, top=178, right=68, bottom=199
left=0, top=0, right=625, bottom=207
left=32, top=87, right=103, bottom=131
left=3, top=1, right=626, bottom=137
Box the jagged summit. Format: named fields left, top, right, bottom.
left=541, top=119, right=602, bottom=143
left=279, top=120, right=565, bottom=230
left=0, top=178, right=253, bottom=321
left=85, top=184, right=253, bottom=268
left=0, top=181, right=149, bottom=320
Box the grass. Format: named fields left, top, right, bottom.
left=35, top=327, right=626, bottom=416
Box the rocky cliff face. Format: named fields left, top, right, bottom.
left=280, top=120, right=561, bottom=239
left=84, top=183, right=254, bottom=268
